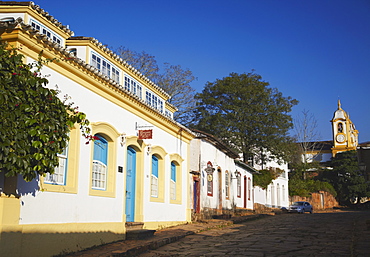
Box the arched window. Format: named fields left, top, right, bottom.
left=151, top=155, right=159, bottom=197
left=170, top=162, right=177, bottom=200
left=92, top=134, right=108, bottom=190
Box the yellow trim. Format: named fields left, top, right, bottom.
left=89, top=122, right=120, bottom=198
left=0, top=221, right=125, bottom=257
left=150, top=146, right=167, bottom=203
left=0, top=29, right=195, bottom=144
left=41, top=125, right=80, bottom=194
left=0, top=6, right=72, bottom=39
left=186, top=143, right=192, bottom=222
left=143, top=220, right=188, bottom=230
left=169, top=153, right=183, bottom=205
left=67, top=38, right=170, bottom=101
left=125, top=136, right=145, bottom=222
left=165, top=102, right=177, bottom=113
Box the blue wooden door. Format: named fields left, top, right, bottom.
left=125, top=147, right=136, bottom=222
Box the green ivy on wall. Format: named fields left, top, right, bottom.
left=0, top=41, right=91, bottom=181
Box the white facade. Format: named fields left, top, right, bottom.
left=189, top=131, right=255, bottom=217
left=0, top=3, right=193, bottom=256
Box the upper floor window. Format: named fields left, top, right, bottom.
left=92, top=134, right=108, bottom=190
left=44, top=147, right=68, bottom=185
left=146, top=90, right=164, bottom=113
left=165, top=109, right=173, bottom=119
left=124, top=76, right=142, bottom=99
left=30, top=19, right=62, bottom=45
left=91, top=52, right=120, bottom=84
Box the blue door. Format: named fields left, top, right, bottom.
left=126, top=147, right=136, bottom=222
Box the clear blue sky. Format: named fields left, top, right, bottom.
left=34, top=0, right=370, bottom=142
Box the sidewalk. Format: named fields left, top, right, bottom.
left=65, top=213, right=273, bottom=257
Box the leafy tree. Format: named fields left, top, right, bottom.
left=253, top=167, right=284, bottom=189
left=192, top=71, right=298, bottom=165
left=323, top=150, right=370, bottom=205
left=156, top=63, right=196, bottom=124
left=115, top=47, right=196, bottom=125
left=0, top=41, right=90, bottom=182
left=288, top=177, right=337, bottom=197
left=291, top=109, right=323, bottom=179
left=116, top=46, right=159, bottom=81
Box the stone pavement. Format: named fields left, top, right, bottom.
left=139, top=210, right=370, bottom=257
left=64, top=213, right=272, bottom=257
left=65, top=210, right=370, bottom=257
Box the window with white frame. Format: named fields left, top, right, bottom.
left=146, top=90, right=164, bottom=113
left=170, top=162, right=176, bottom=200
left=91, top=52, right=120, bottom=83
left=124, top=75, right=142, bottom=99
left=225, top=171, right=230, bottom=199
left=30, top=19, right=62, bottom=45
left=248, top=177, right=251, bottom=200
left=165, top=109, right=173, bottom=119
left=44, top=147, right=68, bottom=185
left=237, top=175, right=241, bottom=198
left=151, top=155, right=159, bottom=197
left=92, top=134, right=108, bottom=190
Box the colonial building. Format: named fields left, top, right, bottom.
left=298, top=100, right=359, bottom=165
left=189, top=129, right=256, bottom=219
left=0, top=2, right=194, bottom=256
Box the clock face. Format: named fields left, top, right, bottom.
left=207, top=174, right=213, bottom=182
left=336, top=134, right=346, bottom=143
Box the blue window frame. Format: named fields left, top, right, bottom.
left=151, top=155, right=159, bottom=197
left=92, top=134, right=108, bottom=190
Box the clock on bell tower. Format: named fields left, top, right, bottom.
left=331, top=100, right=359, bottom=156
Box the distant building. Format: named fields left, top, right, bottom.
left=331, top=100, right=359, bottom=156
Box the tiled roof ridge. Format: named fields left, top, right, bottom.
left=0, top=1, right=74, bottom=36
left=0, top=18, right=187, bottom=131
left=68, top=36, right=171, bottom=99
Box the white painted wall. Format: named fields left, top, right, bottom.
left=18, top=57, right=189, bottom=225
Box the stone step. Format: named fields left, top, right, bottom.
left=125, top=222, right=144, bottom=231
left=126, top=229, right=156, bottom=240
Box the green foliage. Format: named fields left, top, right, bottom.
left=116, top=47, right=196, bottom=125
left=192, top=71, right=298, bottom=165
left=288, top=177, right=337, bottom=197
left=0, top=41, right=90, bottom=181
left=322, top=150, right=370, bottom=205
left=289, top=161, right=322, bottom=180
left=253, top=168, right=284, bottom=189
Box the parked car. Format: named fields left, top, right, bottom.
left=288, top=201, right=313, bottom=214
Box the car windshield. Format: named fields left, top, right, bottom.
left=292, top=202, right=304, bottom=206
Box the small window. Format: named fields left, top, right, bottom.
left=44, top=147, right=68, bottom=185
left=225, top=171, right=230, bottom=199
left=151, top=155, right=159, bottom=197
left=237, top=175, right=241, bottom=198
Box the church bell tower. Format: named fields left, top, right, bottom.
left=331, top=100, right=359, bottom=156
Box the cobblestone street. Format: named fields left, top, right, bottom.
left=139, top=211, right=370, bottom=257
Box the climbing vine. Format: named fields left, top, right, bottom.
left=0, top=41, right=91, bottom=181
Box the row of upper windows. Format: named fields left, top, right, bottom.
left=29, top=19, right=62, bottom=45
left=91, top=52, right=166, bottom=115
left=44, top=132, right=181, bottom=203
left=27, top=17, right=172, bottom=118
